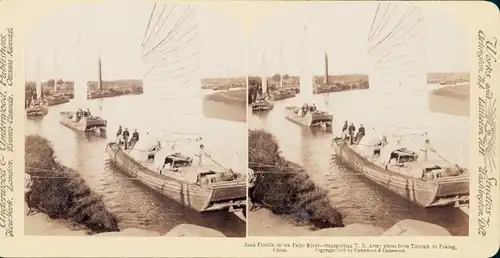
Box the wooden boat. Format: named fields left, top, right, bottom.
left=27, top=58, right=48, bottom=117
left=285, top=106, right=333, bottom=127
left=270, top=89, right=295, bottom=101
left=332, top=137, right=469, bottom=207
left=105, top=141, right=247, bottom=213
left=46, top=94, right=70, bottom=106
left=26, top=102, right=48, bottom=117
left=251, top=100, right=273, bottom=112
left=59, top=110, right=107, bottom=132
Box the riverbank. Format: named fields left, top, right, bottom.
left=429, top=84, right=469, bottom=117
left=25, top=135, right=119, bottom=234
left=249, top=208, right=451, bottom=236
left=204, top=88, right=246, bottom=106
left=431, top=83, right=469, bottom=101
left=25, top=210, right=225, bottom=237
left=203, top=89, right=246, bottom=122
left=248, top=129, right=343, bottom=229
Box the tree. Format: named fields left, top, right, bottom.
left=47, top=79, right=55, bottom=87
left=57, top=79, right=64, bottom=85
left=248, top=76, right=262, bottom=87
left=283, top=74, right=290, bottom=79
left=272, top=74, right=281, bottom=82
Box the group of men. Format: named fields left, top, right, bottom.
left=341, top=121, right=366, bottom=145
left=115, top=125, right=140, bottom=150
left=75, top=108, right=92, bottom=121
left=301, top=103, right=317, bottom=116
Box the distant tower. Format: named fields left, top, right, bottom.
left=324, top=52, right=329, bottom=85
left=98, top=57, right=103, bottom=91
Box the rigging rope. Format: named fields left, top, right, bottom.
left=141, top=3, right=158, bottom=47
left=143, top=6, right=194, bottom=58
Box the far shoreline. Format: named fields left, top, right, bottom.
left=203, top=88, right=246, bottom=122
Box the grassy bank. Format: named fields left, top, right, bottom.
left=431, top=84, right=469, bottom=101
left=25, top=135, right=119, bottom=234
left=248, top=129, right=344, bottom=229
left=204, top=89, right=246, bottom=107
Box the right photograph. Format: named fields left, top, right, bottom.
left=247, top=2, right=470, bottom=236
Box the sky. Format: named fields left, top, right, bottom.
left=248, top=2, right=470, bottom=77
left=25, top=1, right=247, bottom=81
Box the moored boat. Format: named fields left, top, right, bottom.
left=105, top=140, right=247, bottom=213
left=251, top=99, right=273, bottom=112
left=59, top=109, right=107, bottom=132
left=270, top=89, right=296, bottom=101
left=26, top=102, right=49, bottom=117
left=331, top=136, right=469, bottom=208
left=285, top=105, right=333, bottom=127
left=46, top=94, right=70, bottom=106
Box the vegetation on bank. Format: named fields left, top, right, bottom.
left=248, top=129, right=344, bottom=229
left=431, top=84, right=470, bottom=101
left=204, top=88, right=246, bottom=107
left=25, top=135, right=119, bottom=234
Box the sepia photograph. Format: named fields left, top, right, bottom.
left=248, top=2, right=470, bottom=237
left=24, top=1, right=247, bottom=237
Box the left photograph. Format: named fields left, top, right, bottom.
left=24, top=1, right=247, bottom=237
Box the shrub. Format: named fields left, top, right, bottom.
left=25, top=135, right=119, bottom=233
left=248, top=130, right=344, bottom=228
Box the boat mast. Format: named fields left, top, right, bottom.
left=279, top=42, right=283, bottom=89
left=324, top=51, right=329, bottom=108
left=53, top=48, right=57, bottom=93
left=98, top=55, right=103, bottom=91
left=36, top=56, right=42, bottom=100
left=261, top=51, right=267, bottom=95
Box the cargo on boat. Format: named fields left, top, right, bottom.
left=332, top=135, right=469, bottom=208
left=105, top=139, right=247, bottom=213
left=269, top=89, right=296, bottom=101
left=284, top=105, right=333, bottom=127
left=59, top=109, right=107, bottom=132
left=46, top=94, right=70, bottom=106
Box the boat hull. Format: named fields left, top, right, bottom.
left=47, top=97, right=70, bottom=106
left=284, top=107, right=333, bottom=127
left=26, top=105, right=48, bottom=117
left=332, top=138, right=469, bottom=207
left=251, top=101, right=274, bottom=112
left=270, top=92, right=295, bottom=101
left=105, top=143, right=246, bottom=213
left=59, top=112, right=107, bottom=132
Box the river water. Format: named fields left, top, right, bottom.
left=25, top=90, right=246, bottom=237
left=249, top=86, right=469, bottom=236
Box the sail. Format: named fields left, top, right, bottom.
left=299, top=13, right=314, bottom=104
left=73, top=27, right=89, bottom=106
left=35, top=57, right=42, bottom=99
left=260, top=51, right=267, bottom=94
left=299, top=46, right=314, bottom=103
left=141, top=3, right=202, bottom=136
left=365, top=2, right=427, bottom=134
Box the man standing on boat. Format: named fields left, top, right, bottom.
left=130, top=129, right=140, bottom=149
left=195, top=144, right=211, bottom=167
left=116, top=125, right=122, bottom=143
left=348, top=122, right=356, bottom=145
left=356, top=124, right=366, bottom=144
left=341, top=121, right=348, bottom=140
left=421, top=138, right=435, bottom=161
left=122, top=128, right=130, bottom=150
